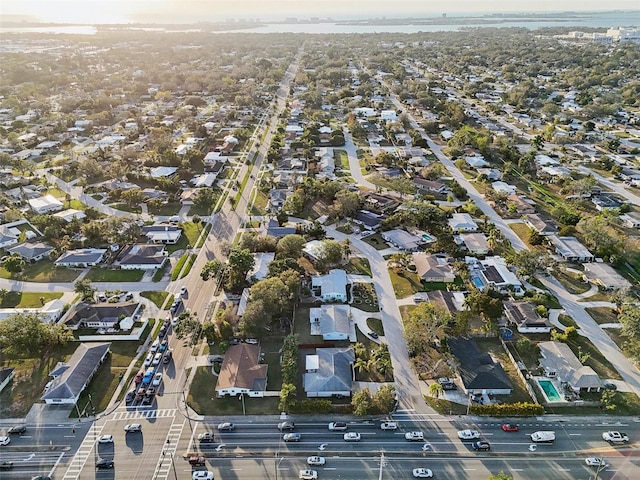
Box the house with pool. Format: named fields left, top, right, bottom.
left=466, top=256, right=525, bottom=296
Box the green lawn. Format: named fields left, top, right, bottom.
left=361, top=234, right=388, bottom=250
left=0, top=291, right=62, bottom=308
left=509, top=223, right=535, bottom=248
left=147, top=202, right=182, bottom=216
left=567, top=336, right=623, bottom=380
left=187, top=366, right=280, bottom=416
left=195, top=224, right=211, bottom=248
left=388, top=269, right=423, bottom=298
left=334, top=149, right=351, bottom=172
left=140, top=291, right=172, bottom=309
left=0, top=260, right=80, bottom=283
left=366, top=317, right=385, bottom=336
left=554, top=269, right=591, bottom=294
left=85, top=268, right=144, bottom=282
left=345, top=257, right=372, bottom=276
left=250, top=190, right=269, bottom=216
left=178, top=255, right=196, bottom=280
left=424, top=396, right=468, bottom=415
left=585, top=307, right=618, bottom=325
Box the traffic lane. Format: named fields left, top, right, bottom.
left=0, top=450, right=65, bottom=480
left=186, top=456, right=635, bottom=480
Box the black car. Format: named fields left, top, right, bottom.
left=7, top=425, right=27, bottom=434
left=0, top=461, right=13, bottom=470
left=96, top=459, right=114, bottom=469
left=368, top=331, right=379, bottom=339
left=125, top=391, right=136, bottom=403
left=472, top=441, right=491, bottom=451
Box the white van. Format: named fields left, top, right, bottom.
left=530, top=431, right=555, bottom=443
left=150, top=339, right=160, bottom=353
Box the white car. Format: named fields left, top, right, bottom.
left=124, top=424, right=142, bottom=433
left=328, top=422, right=348, bottom=431
left=307, top=456, right=326, bottom=466
left=343, top=432, right=361, bottom=442
left=143, top=353, right=153, bottom=367
left=405, top=431, right=425, bottom=441
left=413, top=468, right=434, bottom=478
left=192, top=472, right=214, bottom=480
left=299, top=470, right=318, bottom=480
left=0, top=436, right=10, bottom=446
left=457, top=429, right=480, bottom=440
left=602, top=431, right=629, bottom=443
left=180, top=286, right=187, bottom=296
left=585, top=457, right=608, bottom=467
left=152, top=372, right=162, bottom=386
left=152, top=353, right=162, bottom=366
left=97, top=435, right=114, bottom=443
left=380, top=421, right=398, bottom=430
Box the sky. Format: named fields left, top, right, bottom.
left=1, top=0, right=639, bottom=24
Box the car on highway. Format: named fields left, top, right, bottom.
left=217, top=422, right=235, bottom=432
left=530, top=431, right=555, bottom=443
left=124, top=424, right=142, bottom=433
left=97, top=435, right=114, bottom=443
left=283, top=433, right=301, bottom=442
left=152, top=352, right=162, bottom=366
left=585, top=457, right=608, bottom=467
left=188, top=456, right=206, bottom=466
left=343, top=432, right=361, bottom=442
left=412, top=468, right=433, bottom=478
left=198, top=432, right=215, bottom=443
left=307, top=456, right=326, bottom=466
left=144, top=353, right=154, bottom=367
left=299, top=470, right=318, bottom=480
left=472, top=441, right=491, bottom=451
left=501, top=424, right=519, bottom=432
left=152, top=372, right=163, bottom=386
left=328, top=422, right=348, bottom=431
left=380, top=421, right=398, bottom=430
left=457, top=430, right=480, bottom=440
left=163, top=350, right=172, bottom=363
left=0, top=461, right=13, bottom=470
left=602, top=431, right=629, bottom=443
left=96, top=459, right=114, bottom=469
left=405, top=431, right=425, bottom=441
left=150, top=339, right=160, bottom=352
left=278, top=421, right=295, bottom=431
left=159, top=340, right=168, bottom=352
left=192, top=472, right=214, bottom=480
left=7, top=425, right=26, bottom=434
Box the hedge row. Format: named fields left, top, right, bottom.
left=469, top=402, right=544, bottom=417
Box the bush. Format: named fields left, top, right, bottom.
left=469, top=402, right=544, bottom=417
left=281, top=334, right=299, bottom=385
left=290, top=399, right=333, bottom=414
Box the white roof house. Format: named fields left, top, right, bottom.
left=539, top=341, right=602, bottom=392
left=191, top=173, right=218, bottom=188
left=0, top=225, right=20, bottom=249
left=54, top=248, right=107, bottom=268
left=310, top=305, right=351, bottom=341
left=549, top=236, right=594, bottom=263
left=381, top=229, right=424, bottom=252
left=491, top=181, right=517, bottom=195
left=583, top=263, right=631, bottom=290
left=311, top=269, right=348, bottom=302
left=53, top=209, right=86, bottom=223
left=380, top=110, right=398, bottom=121
left=246, top=252, right=275, bottom=282
left=28, top=194, right=64, bottom=214
left=468, top=256, right=524, bottom=296
left=150, top=166, right=178, bottom=178
left=465, top=155, right=489, bottom=168
left=448, top=213, right=479, bottom=232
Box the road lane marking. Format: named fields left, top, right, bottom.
left=463, top=468, right=476, bottom=471
left=557, top=468, right=571, bottom=471
left=569, top=434, right=582, bottom=436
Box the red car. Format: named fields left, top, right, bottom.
left=501, top=424, right=519, bottom=432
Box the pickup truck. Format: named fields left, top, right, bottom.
left=602, top=431, right=629, bottom=443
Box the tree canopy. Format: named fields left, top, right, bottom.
left=0, top=312, right=74, bottom=357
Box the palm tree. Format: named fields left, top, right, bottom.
left=354, top=357, right=370, bottom=374
left=429, top=382, right=444, bottom=398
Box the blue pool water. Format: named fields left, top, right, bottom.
left=471, top=276, right=485, bottom=289
left=538, top=379, right=562, bottom=402
left=422, top=234, right=435, bottom=242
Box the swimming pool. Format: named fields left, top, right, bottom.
left=537, top=379, right=562, bottom=402
left=422, top=233, right=436, bottom=243
left=471, top=275, right=485, bottom=289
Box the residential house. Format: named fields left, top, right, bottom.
left=310, top=305, right=351, bottom=341
left=380, top=110, right=398, bottom=121
left=265, top=218, right=297, bottom=237
left=538, top=341, right=602, bottom=393
left=7, top=241, right=54, bottom=263
left=412, top=253, right=456, bottom=283
left=354, top=210, right=384, bottom=231
left=28, top=194, right=64, bottom=214
left=418, top=290, right=461, bottom=317
left=413, top=177, right=448, bottom=194
left=246, top=252, right=275, bottom=282
left=460, top=233, right=490, bottom=255
left=54, top=248, right=107, bottom=268
left=365, top=194, right=396, bottom=210
left=0, top=367, right=15, bottom=393
left=381, top=229, right=424, bottom=252
left=467, top=256, right=524, bottom=296
left=524, top=214, right=557, bottom=236
left=503, top=301, right=552, bottom=333
left=465, top=154, right=489, bottom=168
left=448, top=213, right=479, bottom=232
left=268, top=189, right=291, bottom=212
left=304, top=347, right=355, bottom=398
left=448, top=338, right=513, bottom=395
left=591, top=195, right=622, bottom=212
left=548, top=236, right=595, bottom=263
left=491, top=181, right=517, bottom=195
left=311, top=269, right=348, bottom=302
left=142, top=224, right=182, bottom=244
left=41, top=343, right=111, bottom=404
left=620, top=211, right=640, bottom=228
left=583, top=262, right=631, bottom=290
left=506, top=195, right=535, bottom=215
left=215, top=343, right=268, bottom=398
left=117, top=244, right=167, bottom=270
left=53, top=209, right=86, bottom=223
left=150, top=166, right=178, bottom=179
left=190, top=173, right=218, bottom=188
left=0, top=224, right=20, bottom=249
left=476, top=168, right=502, bottom=181
left=63, top=302, right=142, bottom=330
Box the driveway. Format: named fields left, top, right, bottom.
left=342, top=127, right=376, bottom=190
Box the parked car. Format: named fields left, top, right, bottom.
left=97, top=435, right=114, bottom=444
left=217, top=422, right=235, bottom=432
left=150, top=339, right=160, bottom=353
left=405, top=431, right=425, bottom=441
left=96, top=459, right=114, bottom=469
left=7, top=425, right=26, bottom=434
left=278, top=421, right=295, bottom=431
left=412, top=468, right=433, bottom=478
left=152, top=353, right=162, bottom=366
left=125, top=390, right=136, bottom=403
left=502, top=424, right=519, bottom=432
left=141, top=394, right=154, bottom=405
left=368, top=331, right=379, bottom=339
left=123, top=292, right=134, bottom=301
left=152, top=372, right=163, bottom=387
left=124, top=424, right=142, bottom=433
left=457, top=430, right=480, bottom=440
left=283, top=433, right=301, bottom=442
left=343, top=432, right=361, bottom=442
left=188, top=456, right=206, bottom=466
left=473, top=441, right=491, bottom=451
left=328, top=422, right=348, bottom=431
left=299, top=470, right=318, bottom=480
left=306, top=456, right=326, bottom=466
left=245, top=338, right=259, bottom=345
